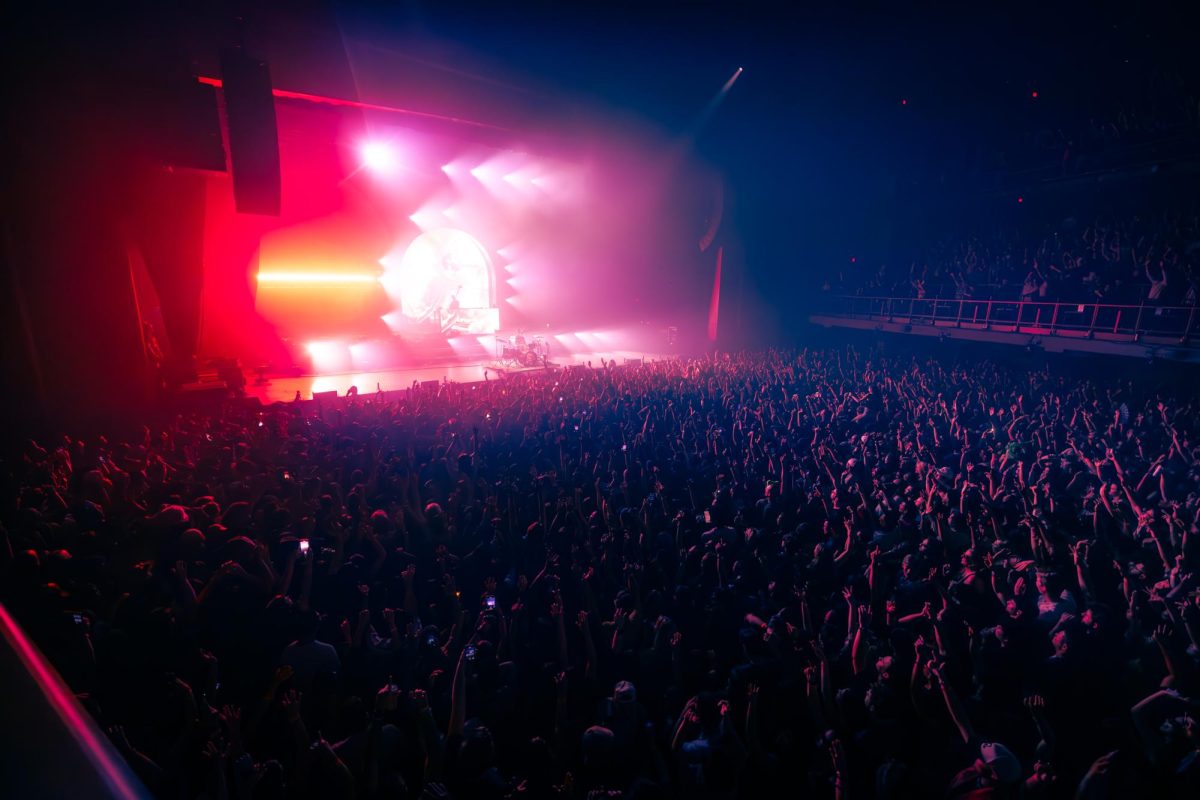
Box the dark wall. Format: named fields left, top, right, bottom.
left=3, top=9, right=153, bottom=422
left=2, top=3, right=238, bottom=420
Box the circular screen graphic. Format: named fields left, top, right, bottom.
left=381, top=228, right=498, bottom=334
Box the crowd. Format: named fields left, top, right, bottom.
left=2, top=348, right=1199, bottom=799
left=1002, top=66, right=1200, bottom=176
left=835, top=208, right=1200, bottom=307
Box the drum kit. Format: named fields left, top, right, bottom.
left=496, top=331, right=548, bottom=368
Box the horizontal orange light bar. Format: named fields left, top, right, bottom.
left=257, top=271, right=380, bottom=285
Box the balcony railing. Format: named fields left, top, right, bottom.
left=822, top=295, right=1198, bottom=342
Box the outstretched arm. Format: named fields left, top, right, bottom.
left=448, top=649, right=467, bottom=738
left=931, top=663, right=975, bottom=745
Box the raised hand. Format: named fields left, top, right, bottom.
left=377, top=681, right=401, bottom=712
left=280, top=689, right=302, bottom=723
left=270, top=665, right=293, bottom=689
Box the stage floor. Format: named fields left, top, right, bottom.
left=244, top=350, right=667, bottom=404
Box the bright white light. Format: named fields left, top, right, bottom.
left=305, top=340, right=352, bottom=374
left=409, top=209, right=441, bottom=230
left=381, top=311, right=406, bottom=333
left=361, top=142, right=397, bottom=174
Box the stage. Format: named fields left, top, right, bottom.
left=243, top=349, right=668, bottom=404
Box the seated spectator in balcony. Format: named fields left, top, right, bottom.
left=1146, top=260, right=1169, bottom=302
left=1021, top=266, right=1047, bottom=302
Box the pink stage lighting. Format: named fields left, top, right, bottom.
left=361, top=141, right=397, bottom=174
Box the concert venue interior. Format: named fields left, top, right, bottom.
left=3, top=3, right=1200, bottom=799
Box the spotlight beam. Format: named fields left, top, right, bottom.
left=687, top=66, right=744, bottom=138
left=720, top=66, right=744, bottom=94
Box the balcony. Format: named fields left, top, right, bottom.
left=810, top=295, right=1199, bottom=361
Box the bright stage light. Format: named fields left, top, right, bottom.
left=380, top=310, right=406, bottom=333
left=305, top=340, right=352, bottom=373
left=257, top=271, right=380, bottom=284
left=361, top=141, right=397, bottom=174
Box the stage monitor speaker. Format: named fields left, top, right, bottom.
left=220, top=49, right=281, bottom=215
left=312, top=390, right=338, bottom=402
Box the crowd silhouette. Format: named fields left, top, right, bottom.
left=3, top=348, right=1199, bottom=798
